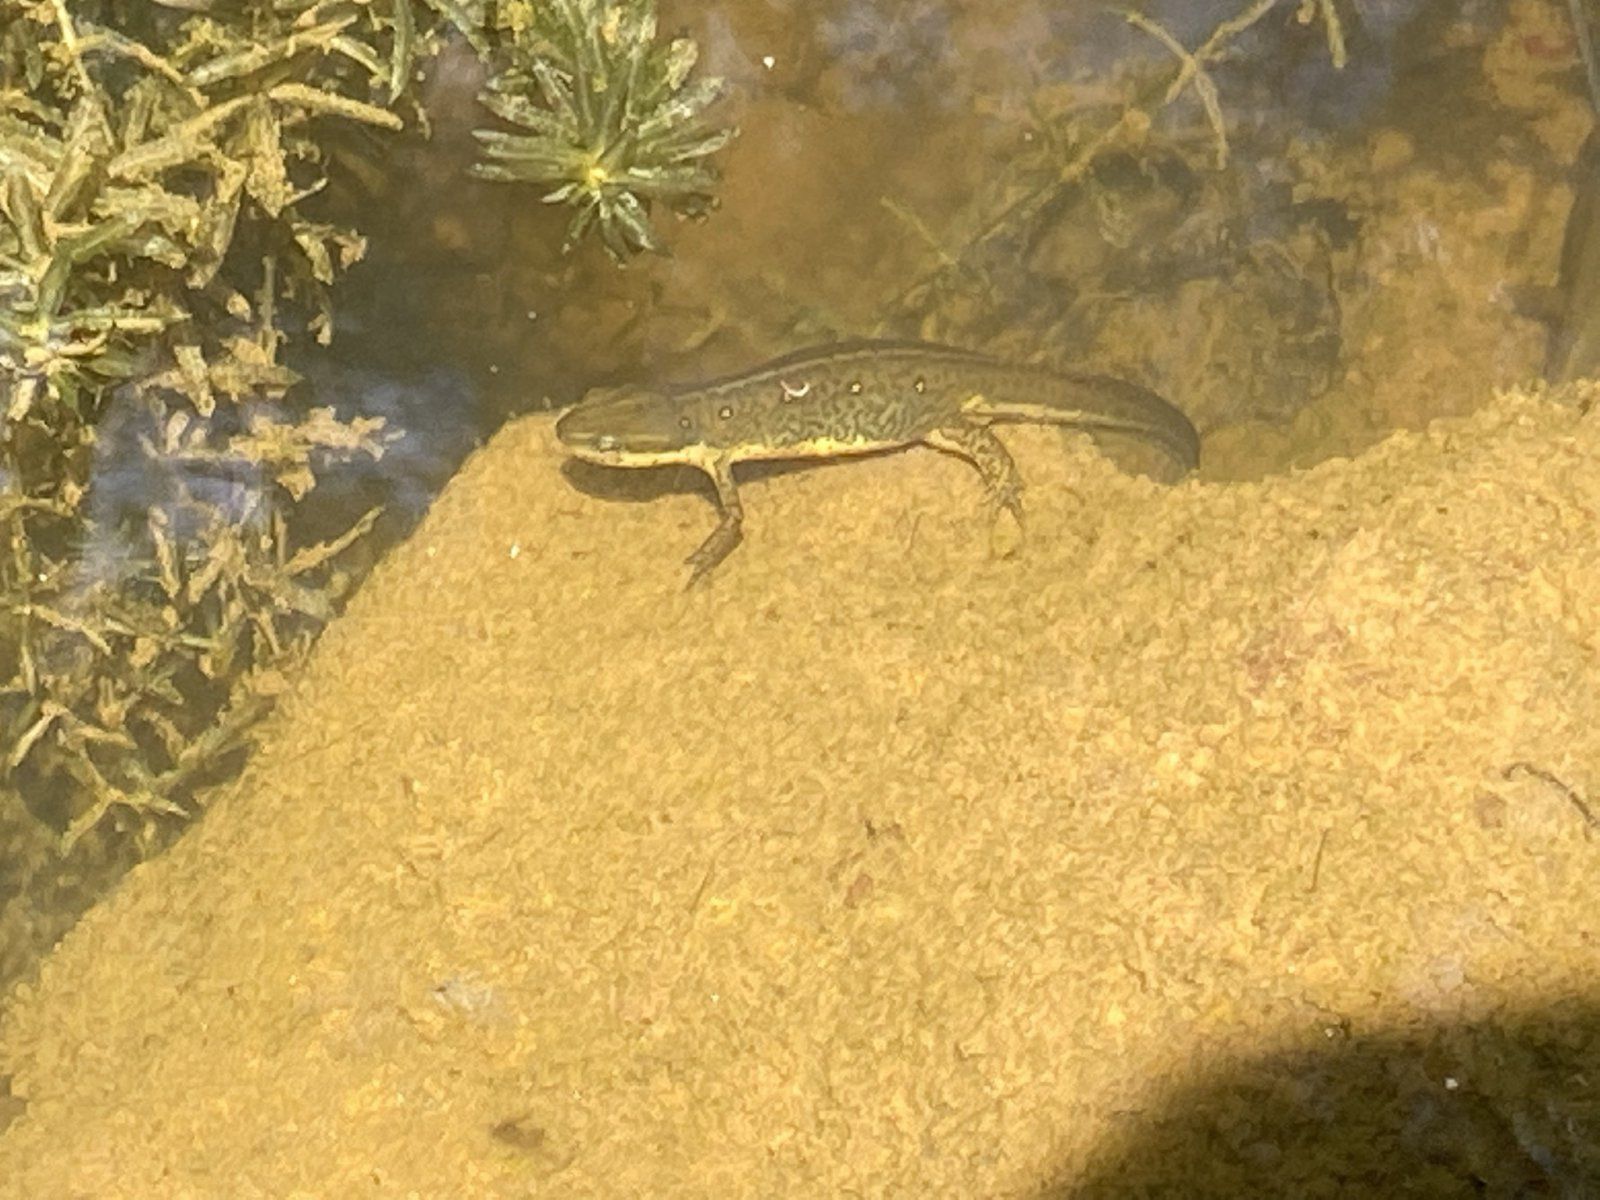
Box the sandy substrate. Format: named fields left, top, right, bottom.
left=1, top=390, right=1598, bottom=1196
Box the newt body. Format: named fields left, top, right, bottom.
left=555, top=339, right=1199, bottom=585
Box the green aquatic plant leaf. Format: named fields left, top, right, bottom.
left=470, top=0, right=735, bottom=259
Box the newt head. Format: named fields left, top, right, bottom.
left=554, top=385, right=701, bottom=466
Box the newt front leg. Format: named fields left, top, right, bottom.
left=685, top=450, right=745, bottom=587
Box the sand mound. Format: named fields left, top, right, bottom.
left=2, top=390, right=1597, bottom=1196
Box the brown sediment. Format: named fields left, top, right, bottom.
left=1, top=384, right=1598, bottom=1194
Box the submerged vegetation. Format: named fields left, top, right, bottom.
left=0, top=0, right=424, bottom=978
left=0, top=0, right=730, bottom=987
left=472, top=0, right=735, bottom=258
left=894, top=0, right=1351, bottom=322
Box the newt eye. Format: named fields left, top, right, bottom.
left=717, top=406, right=733, bottom=419
left=678, top=416, right=691, bottom=430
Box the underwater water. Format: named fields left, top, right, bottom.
left=296, top=0, right=1561, bottom=510
left=4, top=0, right=1600, bottom=1195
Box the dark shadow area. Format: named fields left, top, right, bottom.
left=1043, top=999, right=1600, bottom=1198
left=560, top=456, right=716, bottom=506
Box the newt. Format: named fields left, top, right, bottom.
left=554, top=339, right=1199, bottom=586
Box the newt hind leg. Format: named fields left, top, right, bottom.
left=923, top=424, right=1025, bottom=557
left=924, top=424, right=1024, bottom=521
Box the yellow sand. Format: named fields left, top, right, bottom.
left=1, top=390, right=1598, bottom=1195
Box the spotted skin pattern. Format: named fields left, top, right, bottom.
left=555, top=340, right=1199, bottom=586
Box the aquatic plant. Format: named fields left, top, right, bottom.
left=891, top=0, right=1353, bottom=325
left=470, top=0, right=735, bottom=259
left=1, top=0, right=734, bottom=997
left=0, top=0, right=425, bottom=988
